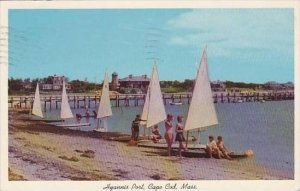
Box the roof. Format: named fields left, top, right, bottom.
left=211, top=80, right=225, bottom=84
left=265, top=81, right=279, bottom=85
left=119, top=75, right=150, bottom=82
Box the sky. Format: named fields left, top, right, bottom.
left=8, top=9, right=294, bottom=83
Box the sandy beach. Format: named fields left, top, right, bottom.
left=8, top=110, right=292, bottom=180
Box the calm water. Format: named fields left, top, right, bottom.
left=38, top=100, right=294, bottom=174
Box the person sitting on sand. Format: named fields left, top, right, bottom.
left=205, top=135, right=222, bottom=159
left=217, top=136, right=232, bottom=160
left=175, top=115, right=187, bottom=158
left=152, top=125, right=162, bottom=143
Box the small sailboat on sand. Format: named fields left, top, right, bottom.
left=140, top=64, right=167, bottom=130
left=139, top=52, right=215, bottom=149
left=31, top=83, right=44, bottom=118
left=94, top=72, right=112, bottom=132
left=184, top=47, right=218, bottom=146
left=175, top=47, right=219, bottom=154
left=139, top=47, right=253, bottom=158
left=55, top=81, right=90, bottom=127
left=133, top=64, right=167, bottom=143
left=182, top=47, right=253, bottom=158
left=117, top=65, right=166, bottom=143
left=28, top=83, right=63, bottom=122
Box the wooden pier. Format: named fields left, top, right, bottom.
left=8, top=91, right=294, bottom=110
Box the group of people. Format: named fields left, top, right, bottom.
left=206, top=135, right=232, bottom=160
left=164, top=114, right=187, bottom=157
left=76, top=107, right=97, bottom=122
left=131, top=113, right=231, bottom=159
left=130, top=114, right=187, bottom=158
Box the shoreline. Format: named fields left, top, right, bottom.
left=8, top=111, right=293, bottom=180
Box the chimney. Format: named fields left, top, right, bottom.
left=129, top=74, right=133, bottom=79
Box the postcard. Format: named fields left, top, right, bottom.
left=0, top=1, right=299, bottom=191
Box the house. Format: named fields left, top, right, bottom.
left=41, top=75, right=71, bottom=91
left=264, top=81, right=282, bottom=90
left=211, top=80, right=226, bottom=92
left=119, top=74, right=150, bottom=88
left=42, top=84, right=53, bottom=90
left=113, top=73, right=150, bottom=94
left=23, top=83, right=32, bottom=90
left=282, top=81, right=294, bottom=89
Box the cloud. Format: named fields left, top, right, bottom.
left=166, top=9, right=293, bottom=57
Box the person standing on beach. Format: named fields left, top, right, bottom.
left=164, top=114, right=174, bottom=156
left=92, top=110, right=97, bottom=118
left=131, top=115, right=145, bottom=141
left=175, top=115, right=187, bottom=158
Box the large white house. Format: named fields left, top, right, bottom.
left=42, top=75, right=71, bottom=91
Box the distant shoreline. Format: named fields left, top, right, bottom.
left=8, top=89, right=295, bottom=97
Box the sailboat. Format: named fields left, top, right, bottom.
left=31, top=83, right=44, bottom=118
left=184, top=47, right=218, bottom=147
left=94, top=72, right=112, bottom=132
left=138, top=48, right=254, bottom=158
left=140, top=64, right=167, bottom=137
left=29, top=83, right=64, bottom=122
left=56, top=81, right=91, bottom=127
left=138, top=55, right=213, bottom=149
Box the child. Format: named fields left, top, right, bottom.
left=152, top=125, right=162, bottom=143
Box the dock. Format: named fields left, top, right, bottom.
left=8, top=91, right=294, bottom=110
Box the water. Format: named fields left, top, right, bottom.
left=38, top=100, right=294, bottom=175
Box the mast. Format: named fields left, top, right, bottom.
left=184, top=47, right=218, bottom=147
left=140, top=85, right=150, bottom=126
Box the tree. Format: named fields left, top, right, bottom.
left=8, top=78, right=24, bottom=94
left=31, top=78, right=40, bottom=91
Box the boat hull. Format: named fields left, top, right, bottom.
left=28, top=119, right=64, bottom=123
left=93, top=128, right=107, bottom=132
left=181, top=150, right=254, bottom=159
left=138, top=140, right=206, bottom=150
left=55, top=123, right=91, bottom=127
left=169, top=102, right=183, bottom=105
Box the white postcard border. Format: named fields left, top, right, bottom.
left=0, top=1, right=299, bottom=191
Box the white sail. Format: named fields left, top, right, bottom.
left=97, top=72, right=112, bottom=119
left=32, top=83, right=43, bottom=118
left=184, top=47, right=218, bottom=131
left=143, top=64, right=166, bottom=128
left=60, top=81, right=73, bottom=119
left=140, top=85, right=150, bottom=126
